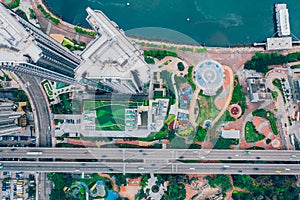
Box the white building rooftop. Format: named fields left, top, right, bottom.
left=0, top=4, right=42, bottom=63
left=75, top=7, right=151, bottom=93
left=221, top=130, right=240, bottom=139
left=275, top=3, right=290, bottom=36
left=266, top=37, right=292, bottom=50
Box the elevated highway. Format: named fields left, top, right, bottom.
left=1, top=161, right=299, bottom=175
left=0, top=147, right=300, bottom=174
left=1, top=147, right=299, bottom=161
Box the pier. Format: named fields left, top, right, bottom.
left=253, top=3, right=293, bottom=51
left=275, top=3, right=290, bottom=37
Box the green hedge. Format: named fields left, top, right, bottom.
left=74, top=26, right=96, bottom=37
left=144, top=49, right=178, bottom=60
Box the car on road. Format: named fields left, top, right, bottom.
left=276, top=170, right=281, bottom=174
left=244, top=151, right=251, bottom=155
left=220, top=167, right=227, bottom=171
left=253, top=167, right=259, bottom=170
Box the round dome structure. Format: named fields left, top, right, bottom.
left=194, top=60, right=224, bottom=96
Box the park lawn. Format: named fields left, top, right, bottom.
left=62, top=37, right=74, bottom=47
left=96, top=124, right=125, bottom=131
left=197, top=94, right=220, bottom=126
left=84, top=100, right=137, bottom=111
left=230, top=76, right=247, bottom=114
left=95, top=104, right=126, bottom=131
left=83, top=100, right=142, bottom=131
left=245, top=121, right=265, bottom=143
left=178, top=126, right=194, bottom=136
left=252, top=109, right=279, bottom=135
left=165, top=114, right=176, bottom=125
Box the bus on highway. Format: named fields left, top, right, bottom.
left=26, top=152, right=43, bottom=155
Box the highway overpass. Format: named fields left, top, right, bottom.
left=1, top=147, right=299, bottom=161
left=0, top=147, right=300, bottom=174
left=1, top=161, right=299, bottom=175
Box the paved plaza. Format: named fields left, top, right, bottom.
left=194, top=60, right=225, bottom=96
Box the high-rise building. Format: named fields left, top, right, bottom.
left=0, top=4, right=81, bottom=84
left=0, top=101, right=22, bottom=135
left=75, top=7, right=151, bottom=94
left=0, top=4, right=151, bottom=94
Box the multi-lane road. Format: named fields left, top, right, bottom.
left=1, top=147, right=300, bottom=161
left=1, top=161, right=299, bottom=175
left=17, top=74, right=52, bottom=147
left=1, top=147, right=300, bottom=174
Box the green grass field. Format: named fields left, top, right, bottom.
left=245, top=121, right=265, bottom=143
left=197, top=93, right=220, bottom=126
left=84, top=101, right=142, bottom=131
left=95, top=104, right=126, bottom=131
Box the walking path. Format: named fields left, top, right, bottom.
left=189, top=87, right=201, bottom=128
left=212, top=65, right=234, bottom=125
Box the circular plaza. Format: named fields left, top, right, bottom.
left=194, top=60, right=224, bottom=96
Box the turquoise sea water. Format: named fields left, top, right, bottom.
left=44, top=0, right=300, bottom=46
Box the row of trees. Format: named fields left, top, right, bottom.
left=144, top=49, right=178, bottom=60
left=193, top=126, right=207, bottom=142
left=184, top=66, right=196, bottom=90
left=244, top=52, right=300, bottom=73
left=230, top=76, right=247, bottom=116
left=207, top=175, right=232, bottom=194
left=74, top=26, right=96, bottom=37
left=37, top=4, right=60, bottom=25
left=232, top=175, right=300, bottom=200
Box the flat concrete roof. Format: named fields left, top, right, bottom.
left=266, top=37, right=292, bottom=50
left=221, top=130, right=240, bottom=139
left=75, top=7, right=150, bottom=84
left=0, top=4, right=42, bottom=63
left=275, top=4, right=290, bottom=36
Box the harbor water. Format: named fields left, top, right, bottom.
left=43, top=0, right=300, bottom=46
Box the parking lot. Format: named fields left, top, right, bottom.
left=1, top=171, right=36, bottom=200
